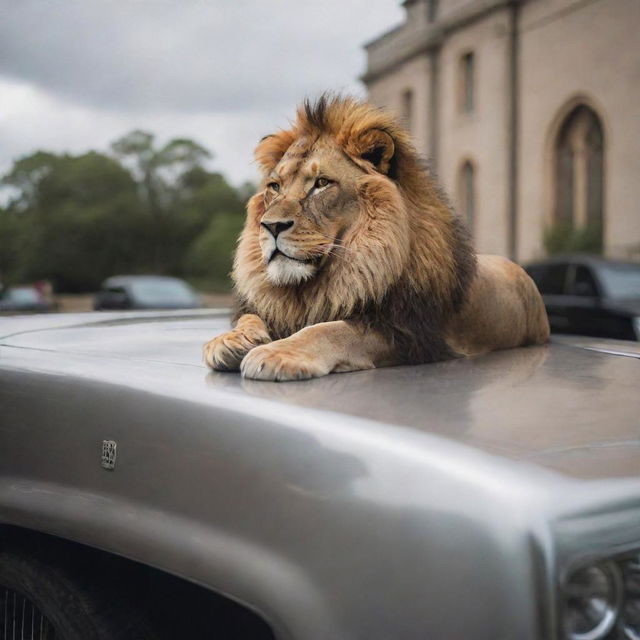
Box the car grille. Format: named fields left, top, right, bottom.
left=1, top=589, right=56, bottom=640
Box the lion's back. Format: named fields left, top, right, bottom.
left=446, top=254, right=550, bottom=356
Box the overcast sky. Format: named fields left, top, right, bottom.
left=0, top=1, right=403, bottom=187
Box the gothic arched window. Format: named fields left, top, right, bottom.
left=554, top=105, right=604, bottom=234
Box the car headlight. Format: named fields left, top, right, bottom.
left=563, top=562, right=622, bottom=640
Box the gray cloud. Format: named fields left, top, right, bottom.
left=0, top=0, right=402, bottom=113
left=0, top=0, right=403, bottom=184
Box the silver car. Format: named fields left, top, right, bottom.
left=1, top=310, right=639, bottom=640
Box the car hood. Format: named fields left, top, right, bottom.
left=1, top=310, right=639, bottom=481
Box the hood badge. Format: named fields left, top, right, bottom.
left=101, top=440, right=117, bottom=470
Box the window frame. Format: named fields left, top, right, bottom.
left=534, top=262, right=571, bottom=296
left=459, top=51, right=475, bottom=114
left=567, top=263, right=601, bottom=298
left=458, top=159, right=476, bottom=233
left=401, top=88, right=414, bottom=135
left=426, top=0, right=439, bottom=22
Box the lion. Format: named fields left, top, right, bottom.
left=203, top=94, right=549, bottom=381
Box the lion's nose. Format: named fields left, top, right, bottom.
left=261, top=220, right=294, bottom=238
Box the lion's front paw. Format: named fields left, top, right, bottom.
left=240, top=342, right=329, bottom=382
left=204, top=327, right=270, bottom=371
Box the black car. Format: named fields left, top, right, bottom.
left=524, top=256, right=640, bottom=341
left=94, top=275, right=202, bottom=310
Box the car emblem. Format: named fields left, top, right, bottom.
left=101, top=440, right=117, bottom=470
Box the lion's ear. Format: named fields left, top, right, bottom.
left=353, top=129, right=395, bottom=175
left=254, top=130, right=296, bottom=174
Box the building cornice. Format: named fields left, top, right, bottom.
left=362, top=0, right=518, bottom=84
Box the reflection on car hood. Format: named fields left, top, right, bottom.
left=1, top=310, right=639, bottom=481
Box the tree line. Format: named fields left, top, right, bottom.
left=0, top=131, right=252, bottom=292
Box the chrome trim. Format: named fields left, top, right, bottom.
left=1, top=589, right=56, bottom=640
left=564, top=562, right=622, bottom=640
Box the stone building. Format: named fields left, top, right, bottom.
left=363, top=0, right=640, bottom=262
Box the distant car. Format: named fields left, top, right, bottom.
left=0, top=286, right=52, bottom=313
left=524, top=255, right=640, bottom=341
left=94, top=275, right=202, bottom=310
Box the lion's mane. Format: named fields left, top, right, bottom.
left=232, top=94, right=477, bottom=364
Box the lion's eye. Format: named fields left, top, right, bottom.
left=267, top=182, right=280, bottom=192
left=314, top=177, right=330, bottom=189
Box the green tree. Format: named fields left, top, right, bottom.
left=176, top=168, right=246, bottom=284
left=0, top=133, right=249, bottom=294
left=1, top=151, right=60, bottom=212
left=0, top=205, right=21, bottom=286
left=111, top=131, right=213, bottom=272
left=1, top=151, right=143, bottom=291
left=185, top=209, right=245, bottom=291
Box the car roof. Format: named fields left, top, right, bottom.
left=1, top=310, right=639, bottom=482
left=103, top=275, right=189, bottom=287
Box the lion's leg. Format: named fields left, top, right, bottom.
left=204, top=314, right=272, bottom=371
left=240, top=321, right=391, bottom=382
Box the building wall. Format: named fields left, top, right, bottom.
left=518, top=0, right=640, bottom=261
left=438, top=0, right=481, bottom=20
left=438, top=7, right=512, bottom=256
left=364, top=0, right=640, bottom=262
left=367, top=55, right=433, bottom=157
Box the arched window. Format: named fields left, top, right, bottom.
left=401, top=89, right=414, bottom=134
left=554, top=105, right=604, bottom=234
left=458, top=160, right=475, bottom=231
left=427, top=0, right=439, bottom=22
left=459, top=52, right=475, bottom=113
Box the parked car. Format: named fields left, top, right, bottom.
left=0, top=285, right=53, bottom=313
left=1, top=309, right=640, bottom=640
left=525, top=255, right=640, bottom=341
left=94, top=275, right=201, bottom=310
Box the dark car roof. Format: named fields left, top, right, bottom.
left=1, top=310, right=639, bottom=482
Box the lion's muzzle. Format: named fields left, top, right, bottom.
left=261, top=219, right=294, bottom=239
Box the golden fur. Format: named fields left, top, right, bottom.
left=204, top=95, right=549, bottom=381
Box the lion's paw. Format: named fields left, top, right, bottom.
left=240, top=342, right=329, bottom=382
left=204, top=327, right=270, bottom=371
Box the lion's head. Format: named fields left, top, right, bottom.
left=233, top=94, right=476, bottom=361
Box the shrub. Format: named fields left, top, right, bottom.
left=543, top=222, right=603, bottom=255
